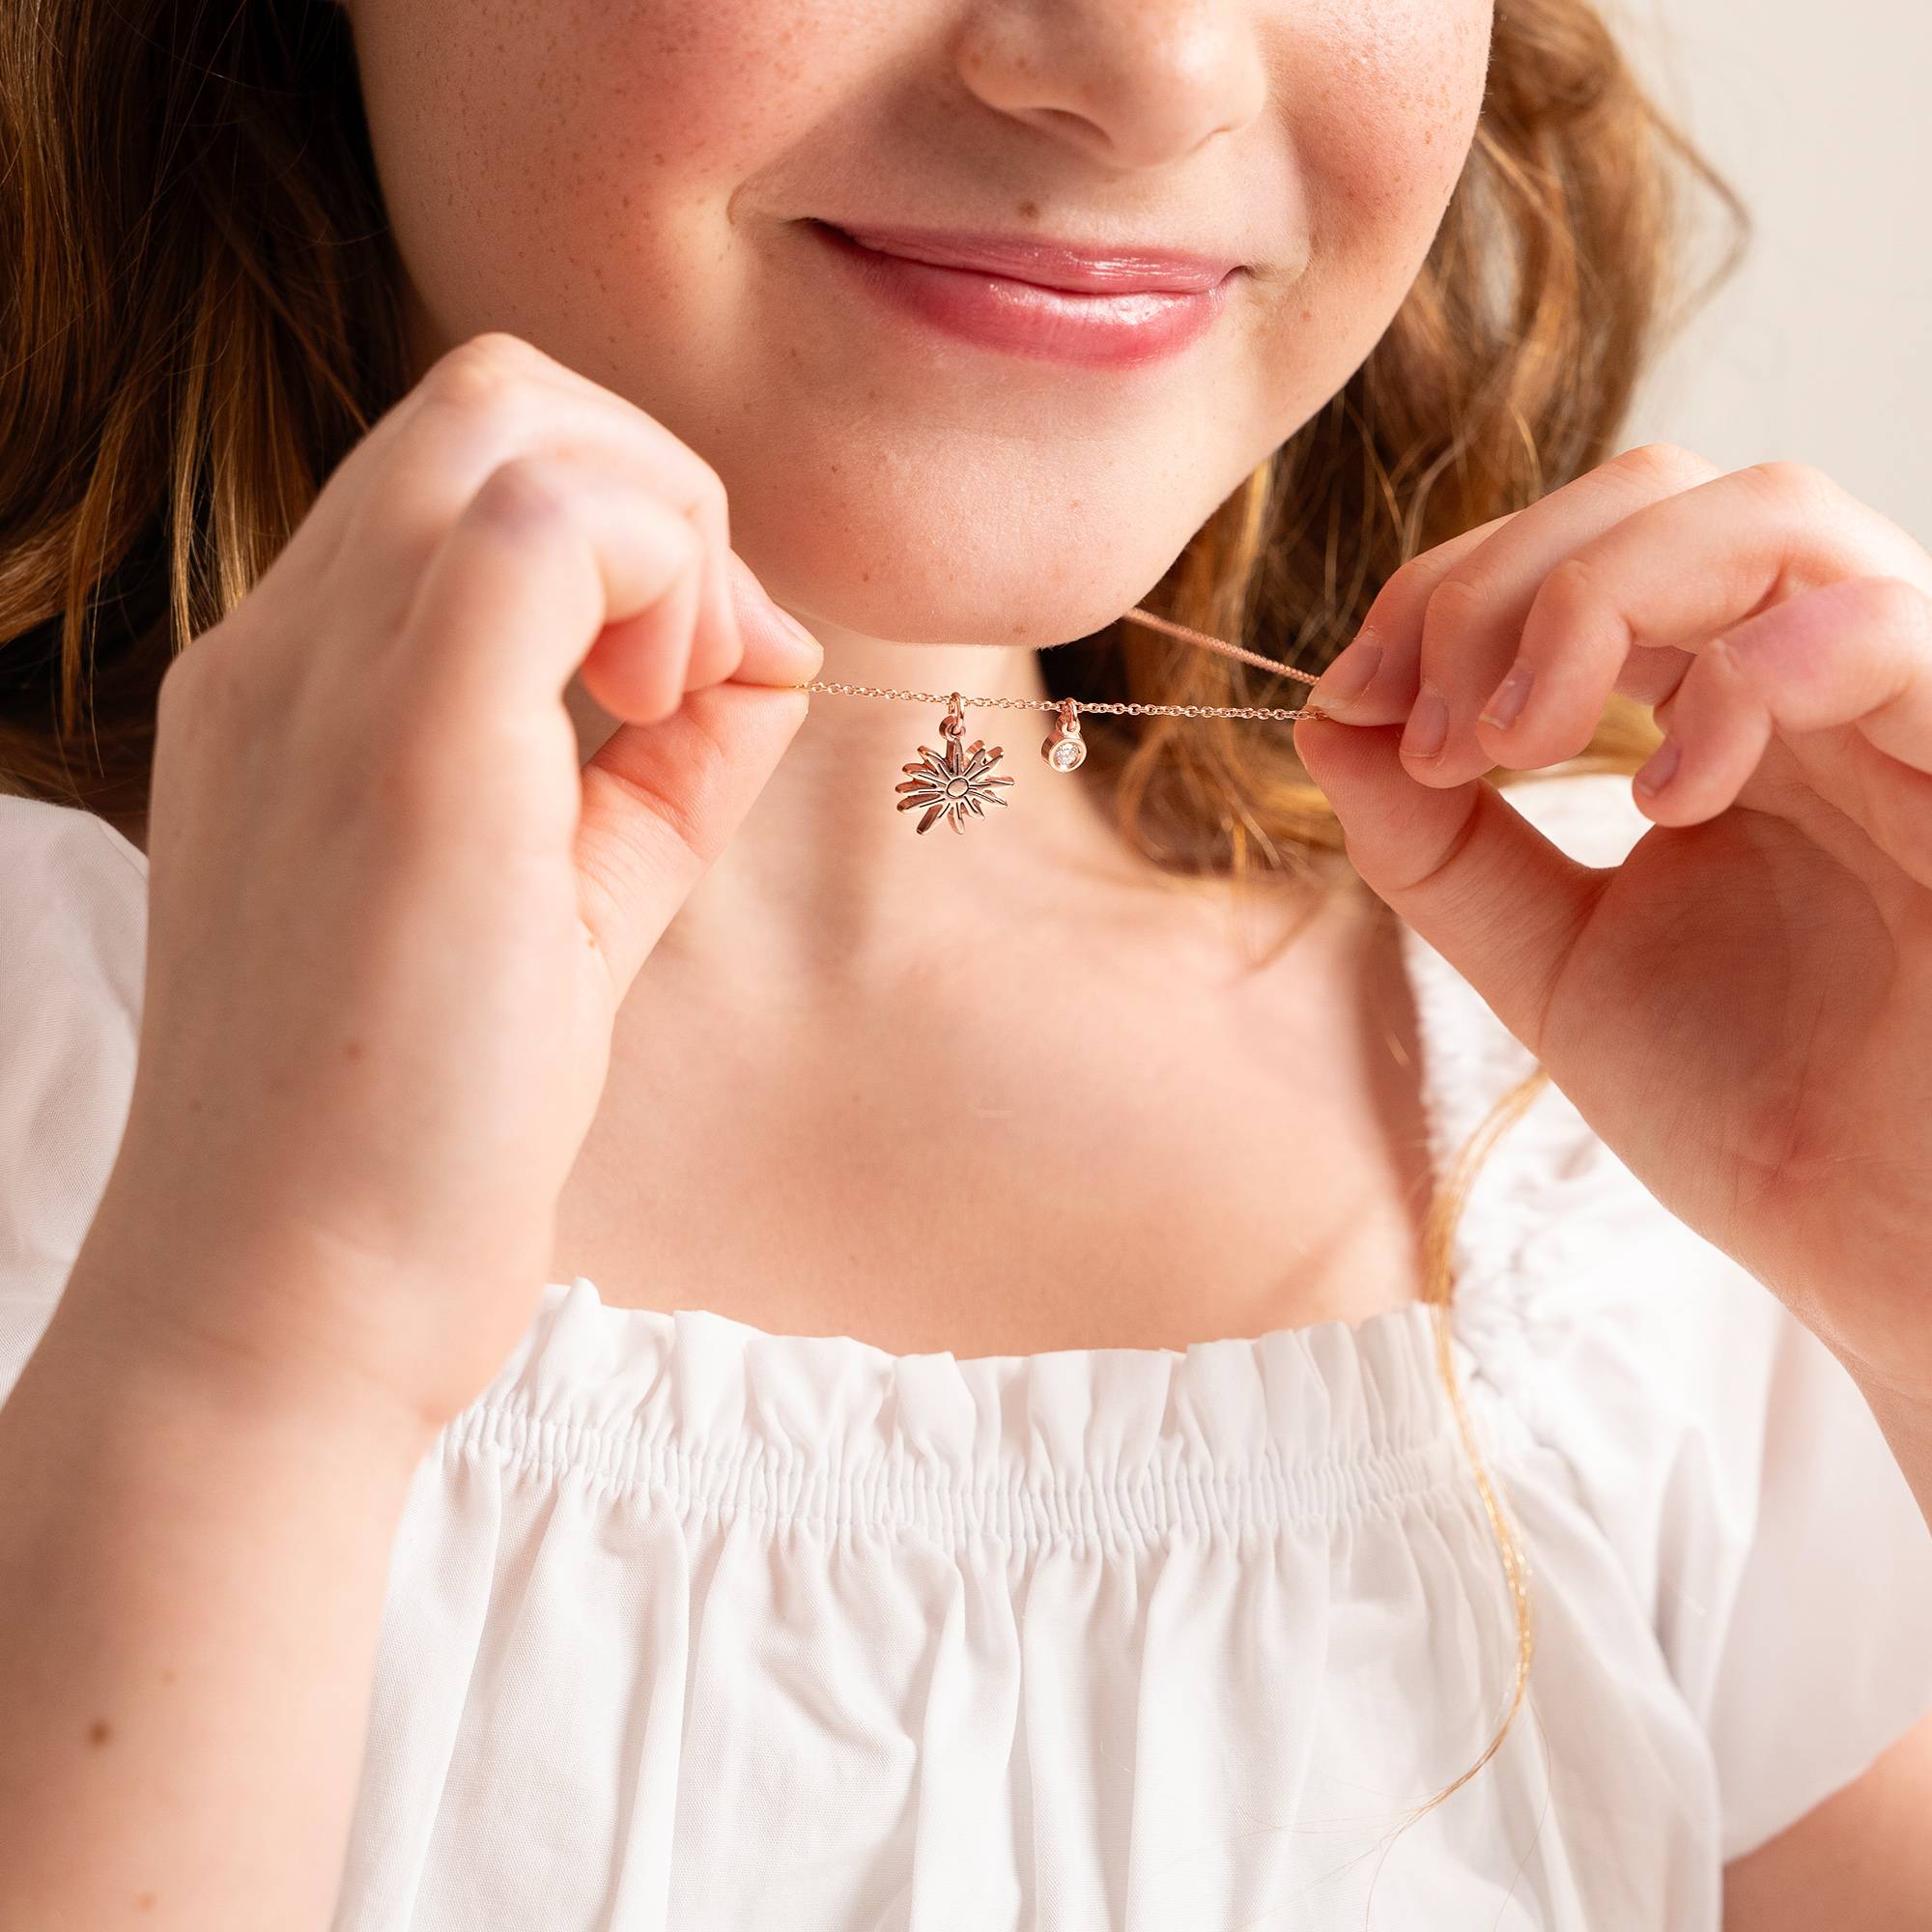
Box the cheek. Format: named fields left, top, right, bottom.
left=1307, top=6, right=1492, bottom=277
left=353, top=0, right=822, bottom=332
left=1238, top=4, right=1492, bottom=422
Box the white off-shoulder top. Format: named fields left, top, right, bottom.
left=3, top=774, right=1930, bottom=1932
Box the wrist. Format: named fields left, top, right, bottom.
left=51, top=1247, right=445, bottom=1484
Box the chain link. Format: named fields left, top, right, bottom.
left=797, top=678, right=1324, bottom=721
left=781, top=605, right=1334, bottom=720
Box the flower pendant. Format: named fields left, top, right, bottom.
left=895, top=692, right=1016, bottom=835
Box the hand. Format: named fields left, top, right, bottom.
left=1292, top=442, right=1932, bottom=1405
left=76, top=330, right=825, bottom=1439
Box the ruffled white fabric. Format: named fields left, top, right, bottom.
left=3, top=777, right=1930, bottom=1932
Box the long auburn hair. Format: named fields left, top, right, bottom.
left=0, top=0, right=1747, bottom=1851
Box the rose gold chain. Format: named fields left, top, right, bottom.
left=791, top=605, right=1332, bottom=722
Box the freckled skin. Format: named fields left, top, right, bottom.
left=340, top=0, right=1492, bottom=646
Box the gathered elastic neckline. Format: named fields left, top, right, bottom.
left=441, top=1278, right=1527, bottom=1550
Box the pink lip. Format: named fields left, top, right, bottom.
left=828, top=222, right=1239, bottom=293
left=805, top=220, right=1239, bottom=369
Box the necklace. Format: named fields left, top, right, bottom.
left=789, top=605, right=1332, bottom=837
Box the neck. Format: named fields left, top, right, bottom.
left=565, top=614, right=1250, bottom=991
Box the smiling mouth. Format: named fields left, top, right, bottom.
left=809, top=219, right=1241, bottom=297
left=799, top=218, right=1236, bottom=369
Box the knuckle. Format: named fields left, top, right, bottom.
left=420, top=332, right=539, bottom=420
left=469, top=455, right=573, bottom=534
left=1546, top=551, right=1604, bottom=596
left=154, top=644, right=202, bottom=724
left=155, top=633, right=240, bottom=735
left=1361, top=554, right=1439, bottom=634
left=691, top=463, right=729, bottom=530
left=1534, top=553, right=1607, bottom=624
left=1739, top=458, right=1833, bottom=512
left=1609, top=440, right=1711, bottom=490
left=1370, top=516, right=1512, bottom=637
left=1418, top=569, right=1491, bottom=642
left=1864, top=575, right=1932, bottom=641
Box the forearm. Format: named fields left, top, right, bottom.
left=0, top=1268, right=435, bottom=1931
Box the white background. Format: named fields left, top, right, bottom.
left=1616, top=1, right=1927, bottom=544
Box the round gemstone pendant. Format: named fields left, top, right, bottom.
left=1040, top=697, right=1087, bottom=772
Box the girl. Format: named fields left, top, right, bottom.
left=2, top=1, right=1930, bottom=1926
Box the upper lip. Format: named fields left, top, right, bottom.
left=818, top=220, right=1241, bottom=295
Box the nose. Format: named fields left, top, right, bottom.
left=952, top=0, right=1269, bottom=171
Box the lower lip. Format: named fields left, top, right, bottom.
left=804, top=221, right=1236, bottom=369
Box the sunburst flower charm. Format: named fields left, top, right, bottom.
left=895, top=692, right=1016, bottom=835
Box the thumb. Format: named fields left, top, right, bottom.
left=572, top=558, right=820, bottom=994
left=1291, top=714, right=1603, bottom=1058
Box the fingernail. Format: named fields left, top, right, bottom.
left=1634, top=733, right=1681, bottom=796
left=1401, top=683, right=1449, bottom=760
left=771, top=605, right=824, bottom=675
left=1478, top=660, right=1535, bottom=730
left=1311, top=637, right=1383, bottom=713
left=726, top=550, right=823, bottom=679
